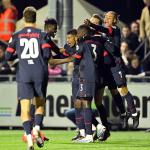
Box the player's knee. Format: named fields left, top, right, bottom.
left=64, top=109, right=74, bottom=119
left=118, top=86, right=128, bottom=96
left=74, top=100, right=82, bottom=109
left=35, top=97, right=45, bottom=108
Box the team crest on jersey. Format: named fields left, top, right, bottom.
left=76, top=45, right=79, bottom=51
left=27, top=29, right=31, bottom=33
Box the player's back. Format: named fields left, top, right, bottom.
left=77, top=37, right=100, bottom=83
left=11, top=27, right=49, bottom=82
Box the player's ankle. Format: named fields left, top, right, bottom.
left=92, top=124, right=96, bottom=131
left=121, top=112, right=126, bottom=116
left=34, top=125, right=40, bottom=131
left=27, top=134, right=33, bottom=147
left=33, top=126, right=40, bottom=138
left=132, top=112, right=137, bottom=117
left=97, top=124, right=106, bottom=129
left=79, top=129, right=85, bottom=137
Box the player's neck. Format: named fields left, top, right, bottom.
left=24, top=22, right=36, bottom=28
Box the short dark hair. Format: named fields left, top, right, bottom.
left=77, top=24, right=91, bottom=35
left=44, top=18, right=57, bottom=25
left=23, top=6, right=36, bottom=23
left=44, top=18, right=57, bottom=30
left=67, top=29, right=77, bottom=36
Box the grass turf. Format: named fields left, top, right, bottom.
left=0, top=130, right=150, bottom=150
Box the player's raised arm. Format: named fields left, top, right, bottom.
left=84, top=19, right=109, bottom=34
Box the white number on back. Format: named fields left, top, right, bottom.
left=20, top=38, right=39, bottom=59
left=91, top=44, right=97, bottom=60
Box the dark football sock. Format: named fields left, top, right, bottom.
left=23, top=121, right=32, bottom=135
left=122, top=92, right=136, bottom=114
left=30, top=104, right=35, bottom=126
left=92, top=112, right=99, bottom=127
left=83, top=108, right=92, bottom=135
left=113, top=92, right=126, bottom=114
left=35, top=114, right=44, bottom=126
left=97, top=104, right=109, bottom=130
left=75, top=108, right=85, bottom=129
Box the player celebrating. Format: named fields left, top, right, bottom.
left=71, top=24, right=108, bottom=143
left=85, top=11, right=140, bottom=129
left=5, top=7, right=51, bottom=150
left=83, top=14, right=127, bottom=142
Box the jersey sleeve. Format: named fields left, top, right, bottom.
left=5, top=34, right=16, bottom=61
left=40, top=32, right=52, bottom=60
left=41, top=40, right=52, bottom=60
left=45, top=34, right=61, bottom=55
left=50, top=40, right=61, bottom=55
left=40, top=34, right=51, bottom=60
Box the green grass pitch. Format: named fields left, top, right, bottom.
left=0, top=130, right=150, bottom=150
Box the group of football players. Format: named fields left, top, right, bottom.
left=5, top=6, right=140, bottom=150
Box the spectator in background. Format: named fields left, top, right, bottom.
left=121, top=25, right=140, bottom=52
left=0, top=45, right=11, bottom=74
left=130, top=21, right=140, bottom=37
left=0, top=0, right=18, bottom=42
left=131, top=20, right=144, bottom=60
left=127, top=56, right=143, bottom=75
left=120, top=41, right=130, bottom=66
left=140, top=0, right=150, bottom=47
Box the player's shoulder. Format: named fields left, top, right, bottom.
left=91, top=35, right=102, bottom=41
left=41, top=30, right=47, bottom=36
left=9, top=30, right=20, bottom=40
left=41, top=32, right=51, bottom=42
left=111, top=26, right=120, bottom=36
left=112, top=26, right=120, bottom=32
left=40, top=30, right=48, bottom=39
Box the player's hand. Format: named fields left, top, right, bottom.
left=84, top=19, right=91, bottom=26
left=60, top=48, right=65, bottom=53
